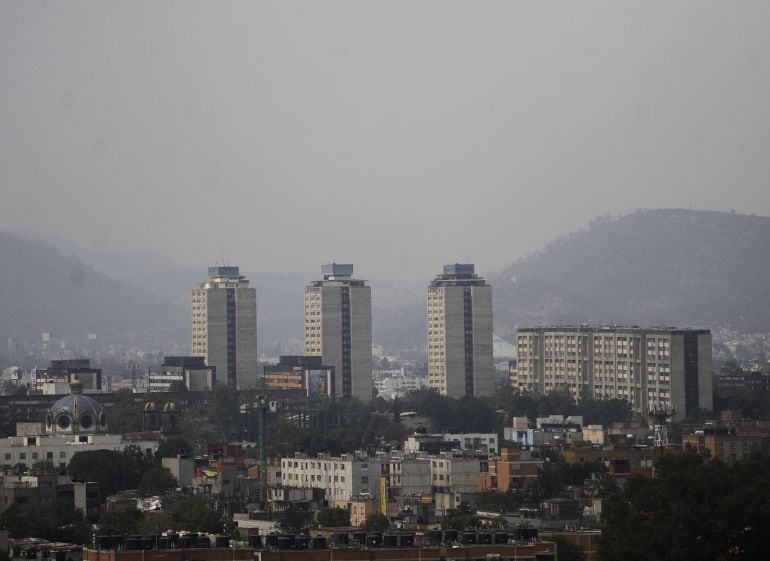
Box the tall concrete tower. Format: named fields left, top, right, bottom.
left=192, top=266, right=258, bottom=389
left=427, top=264, right=494, bottom=398
left=305, top=264, right=372, bottom=401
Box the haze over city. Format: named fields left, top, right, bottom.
left=2, top=1, right=770, bottom=279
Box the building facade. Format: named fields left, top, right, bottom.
left=304, top=264, right=372, bottom=401
left=263, top=356, right=335, bottom=396
left=279, top=452, right=387, bottom=502
left=192, top=266, right=258, bottom=389
left=35, top=359, right=102, bottom=393
left=513, top=326, right=713, bottom=419
left=148, top=356, right=216, bottom=392
left=427, top=264, right=494, bottom=398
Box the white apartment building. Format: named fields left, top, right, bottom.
left=513, top=326, right=713, bottom=420
left=192, top=266, right=257, bottom=389
left=404, top=432, right=498, bottom=455
left=305, top=264, right=372, bottom=401
left=373, top=368, right=427, bottom=400
left=428, top=264, right=494, bottom=398
left=279, top=452, right=387, bottom=502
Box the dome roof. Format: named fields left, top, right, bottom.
left=47, top=392, right=107, bottom=434
left=50, top=393, right=104, bottom=419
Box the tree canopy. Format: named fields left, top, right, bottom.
left=316, top=507, right=351, bottom=528
left=68, top=446, right=156, bottom=497
left=600, top=451, right=770, bottom=561
left=137, top=466, right=177, bottom=496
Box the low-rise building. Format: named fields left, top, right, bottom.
left=280, top=452, right=388, bottom=502
left=148, top=356, right=216, bottom=392
left=0, top=473, right=100, bottom=518
left=404, top=432, right=498, bottom=455
left=478, top=448, right=543, bottom=492
left=263, top=356, right=335, bottom=396
left=683, top=422, right=767, bottom=463
left=333, top=498, right=379, bottom=527
left=429, top=454, right=485, bottom=494
left=35, top=359, right=103, bottom=393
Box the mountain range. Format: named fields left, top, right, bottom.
left=2, top=209, right=769, bottom=357
left=490, top=209, right=770, bottom=338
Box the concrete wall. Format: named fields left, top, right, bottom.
left=349, top=286, right=372, bottom=401
left=320, top=287, right=343, bottom=398
left=442, top=287, right=467, bottom=398
left=205, top=289, right=229, bottom=384
left=236, top=287, right=258, bottom=389
left=470, top=285, right=494, bottom=397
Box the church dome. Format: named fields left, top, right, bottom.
left=46, top=391, right=107, bottom=434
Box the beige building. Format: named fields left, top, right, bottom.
left=305, top=264, right=372, bottom=401
left=192, top=266, right=257, bottom=389
left=427, top=264, right=494, bottom=398
left=513, top=326, right=713, bottom=420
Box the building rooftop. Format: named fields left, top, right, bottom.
left=518, top=325, right=711, bottom=335
left=430, top=263, right=488, bottom=287
left=208, top=265, right=240, bottom=277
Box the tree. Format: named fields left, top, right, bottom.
left=473, top=490, right=522, bottom=513
left=171, top=495, right=231, bottom=534
left=0, top=504, right=30, bottom=538
left=96, top=510, right=142, bottom=536
left=361, top=513, right=389, bottom=532
left=277, top=504, right=312, bottom=535
left=599, top=451, right=770, bottom=561
left=107, top=388, right=143, bottom=434
left=210, top=383, right=242, bottom=439
left=442, top=503, right=480, bottom=530
left=316, top=507, right=350, bottom=528
left=32, top=460, right=56, bottom=474
left=137, top=466, right=177, bottom=496
left=551, top=536, right=586, bottom=561
left=156, top=436, right=192, bottom=459
left=69, top=447, right=157, bottom=497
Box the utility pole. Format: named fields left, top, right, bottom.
left=255, top=394, right=269, bottom=508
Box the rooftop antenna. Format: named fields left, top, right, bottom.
left=648, top=402, right=676, bottom=451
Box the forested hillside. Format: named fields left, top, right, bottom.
left=491, top=209, right=770, bottom=336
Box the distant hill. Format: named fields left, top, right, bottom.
left=0, top=233, right=188, bottom=346
left=490, top=209, right=770, bottom=337
left=1, top=231, right=428, bottom=353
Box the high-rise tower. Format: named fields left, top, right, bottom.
left=192, top=266, right=257, bottom=389
left=427, top=264, right=494, bottom=398
left=304, top=264, right=372, bottom=400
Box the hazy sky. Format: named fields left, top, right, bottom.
left=1, top=1, right=769, bottom=280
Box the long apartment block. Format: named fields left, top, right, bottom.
left=513, top=326, right=713, bottom=420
